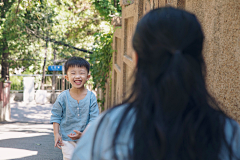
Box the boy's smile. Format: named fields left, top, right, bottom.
left=65, top=66, right=90, bottom=89
left=74, top=80, right=82, bottom=85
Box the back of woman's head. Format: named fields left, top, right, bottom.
left=124, top=7, right=236, bottom=160
left=93, top=7, right=237, bottom=160
left=132, top=7, right=206, bottom=113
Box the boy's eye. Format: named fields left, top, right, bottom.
left=71, top=73, right=75, bottom=74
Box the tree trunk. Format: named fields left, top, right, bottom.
left=41, top=34, right=48, bottom=90
left=62, top=63, right=65, bottom=91
left=113, top=0, right=116, bottom=7
left=0, top=1, right=14, bottom=81
left=51, top=49, right=56, bottom=103
left=1, top=39, right=9, bottom=81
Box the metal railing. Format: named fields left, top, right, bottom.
left=10, top=74, right=71, bottom=93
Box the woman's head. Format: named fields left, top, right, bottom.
left=93, top=7, right=236, bottom=160
left=122, top=7, right=234, bottom=160
left=133, top=7, right=204, bottom=72
left=132, top=7, right=206, bottom=113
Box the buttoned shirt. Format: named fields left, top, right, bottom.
left=50, top=89, right=99, bottom=141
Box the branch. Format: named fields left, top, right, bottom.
left=8, top=59, right=67, bottom=63
left=16, top=0, right=21, bottom=14
left=49, top=38, right=92, bottom=54
left=25, top=26, right=93, bottom=54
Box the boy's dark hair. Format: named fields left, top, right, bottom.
left=64, top=57, right=90, bottom=73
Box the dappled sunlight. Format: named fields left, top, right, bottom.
left=10, top=102, right=53, bottom=123
left=0, top=102, right=62, bottom=159
left=0, top=147, right=38, bottom=160
left=0, top=123, right=53, bottom=141
left=0, top=131, right=49, bottom=141
left=0, top=122, right=61, bottom=159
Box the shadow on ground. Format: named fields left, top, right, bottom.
left=10, top=102, right=53, bottom=123
left=0, top=122, right=62, bottom=160
left=0, top=133, right=62, bottom=159
left=0, top=102, right=62, bottom=160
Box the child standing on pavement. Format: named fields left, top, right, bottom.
left=50, top=56, right=99, bottom=160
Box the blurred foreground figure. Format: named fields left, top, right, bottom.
left=72, top=7, right=240, bottom=160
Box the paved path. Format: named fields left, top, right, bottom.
left=0, top=102, right=62, bottom=160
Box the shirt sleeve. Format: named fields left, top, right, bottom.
left=231, top=120, right=240, bottom=159
left=50, top=96, right=63, bottom=124
left=89, top=92, right=99, bottom=123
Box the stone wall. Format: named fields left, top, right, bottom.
left=111, top=1, right=142, bottom=106
left=103, top=0, right=240, bottom=123
left=185, top=0, right=240, bottom=123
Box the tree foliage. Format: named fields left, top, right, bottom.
left=89, top=32, right=113, bottom=108
left=0, top=0, right=109, bottom=81
left=92, top=0, right=121, bottom=21
left=0, top=0, right=16, bottom=81
left=0, top=0, right=121, bottom=109
left=90, top=0, right=121, bottom=108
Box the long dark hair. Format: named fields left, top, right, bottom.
left=93, top=7, right=238, bottom=160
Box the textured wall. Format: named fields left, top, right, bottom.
left=112, top=25, right=123, bottom=106
left=185, top=0, right=240, bottom=123
left=110, top=1, right=142, bottom=106
left=108, top=0, right=240, bottom=123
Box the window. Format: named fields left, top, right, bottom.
left=177, top=0, right=185, bottom=9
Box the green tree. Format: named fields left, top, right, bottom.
left=92, top=0, right=121, bottom=21
left=89, top=0, right=121, bottom=108
left=1, top=0, right=110, bottom=86
left=1, top=0, right=120, bottom=108
left=0, top=0, right=16, bottom=81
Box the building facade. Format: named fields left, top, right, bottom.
left=101, top=0, right=240, bottom=123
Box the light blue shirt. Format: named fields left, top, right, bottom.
left=72, top=105, right=240, bottom=160
left=50, top=89, right=99, bottom=141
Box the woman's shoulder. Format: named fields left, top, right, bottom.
left=87, top=104, right=133, bottom=135
left=101, top=104, right=131, bottom=122
left=71, top=104, right=132, bottom=160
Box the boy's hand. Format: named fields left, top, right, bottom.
left=54, top=133, right=64, bottom=149
left=68, top=130, right=82, bottom=140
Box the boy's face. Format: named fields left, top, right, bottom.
left=65, top=66, right=90, bottom=89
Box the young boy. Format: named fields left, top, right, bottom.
left=50, top=57, right=99, bottom=160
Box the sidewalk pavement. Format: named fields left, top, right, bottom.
left=0, top=101, right=62, bottom=160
